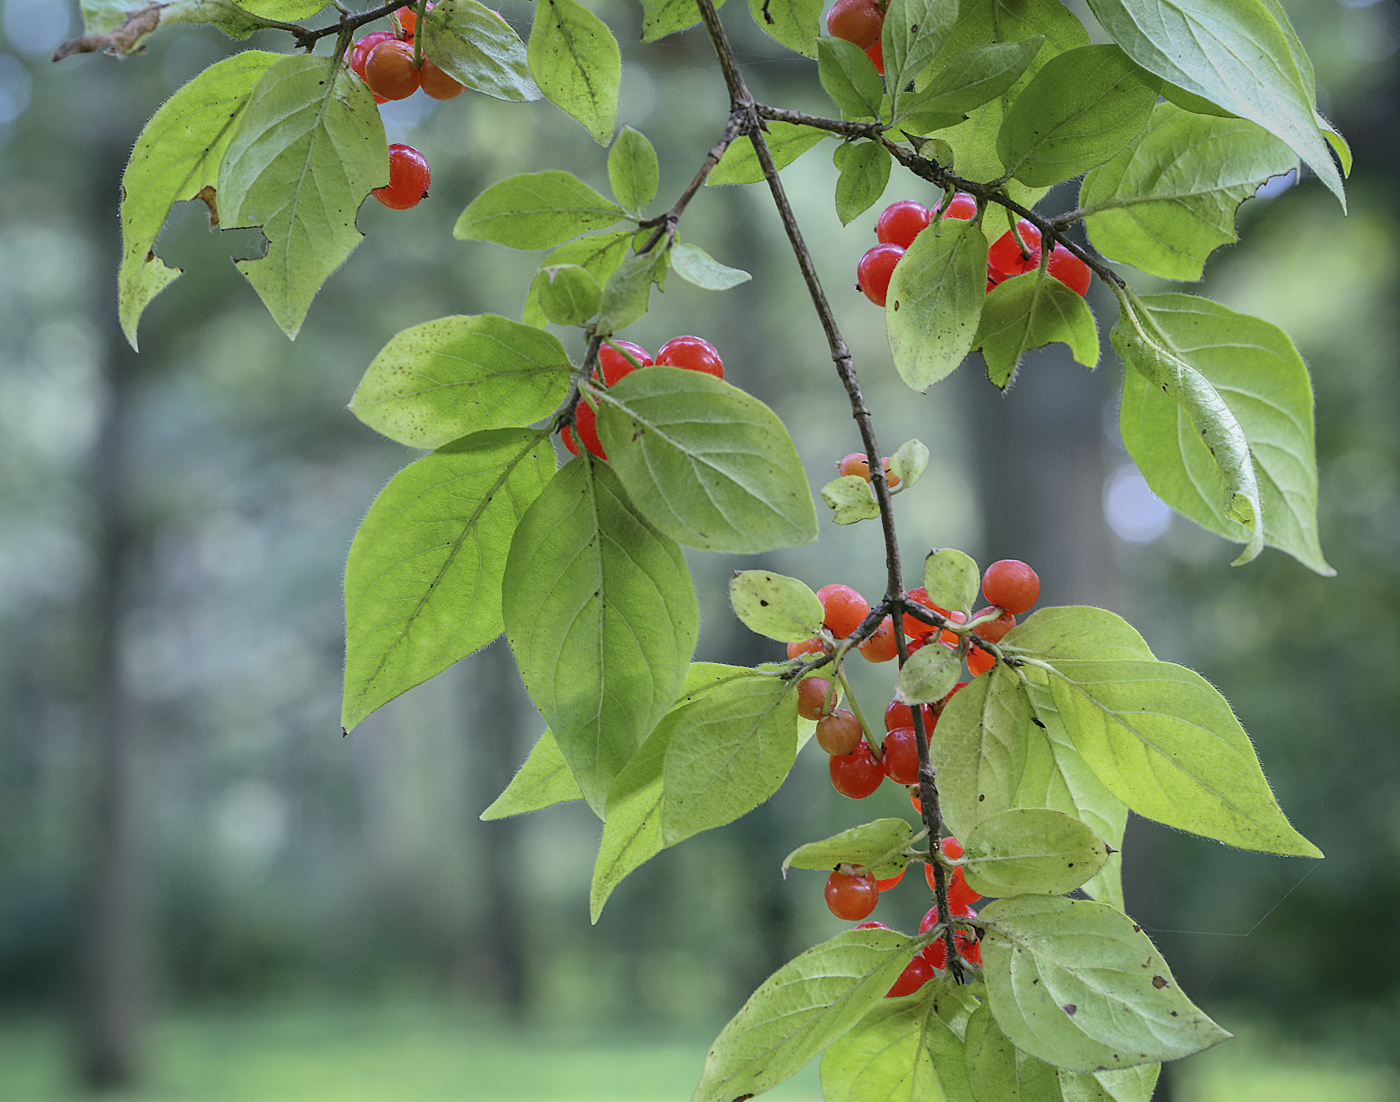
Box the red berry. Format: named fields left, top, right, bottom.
left=874, top=868, right=905, bottom=892
left=881, top=726, right=920, bottom=785
left=825, top=867, right=879, bottom=921
left=857, top=243, right=903, bottom=307
left=967, top=646, right=996, bottom=677
left=656, top=335, right=724, bottom=379
left=941, top=836, right=964, bottom=861
left=987, top=221, right=1043, bottom=284
left=796, top=677, right=835, bottom=721
left=566, top=403, right=606, bottom=458
left=815, top=710, right=864, bottom=756
left=982, top=559, right=1040, bottom=615
left=364, top=38, right=422, bottom=101
left=855, top=920, right=889, bottom=929
left=1047, top=244, right=1091, bottom=296
left=918, top=901, right=980, bottom=969
left=876, top=200, right=930, bottom=249
left=886, top=953, right=935, bottom=997
left=373, top=143, right=431, bottom=210
left=971, top=606, right=1017, bottom=644
left=598, top=340, right=652, bottom=386
left=829, top=741, right=884, bottom=799
left=393, top=1, right=431, bottom=39
left=816, top=583, right=870, bottom=638
left=948, top=868, right=981, bottom=909
left=787, top=637, right=828, bottom=659
left=838, top=452, right=871, bottom=480
left=867, top=40, right=883, bottom=75
left=348, top=31, right=395, bottom=102
left=420, top=57, right=464, bottom=100
left=825, top=0, right=883, bottom=49
left=858, top=616, right=899, bottom=663
left=940, top=192, right=977, bottom=220
left=884, top=698, right=936, bottom=732
left=902, top=587, right=962, bottom=646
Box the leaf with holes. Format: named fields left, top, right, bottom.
left=217, top=53, right=388, bottom=338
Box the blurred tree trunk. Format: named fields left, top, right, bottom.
left=74, top=146, right=146, bottom=1093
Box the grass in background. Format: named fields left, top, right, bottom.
left=1, top=1002, right=1397, bottom=1101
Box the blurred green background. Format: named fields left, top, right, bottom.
left=1, top=0, right=1398, bottom=1098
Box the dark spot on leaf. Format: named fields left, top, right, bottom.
left=1132, top=924, right=1141, bottom=932
left=910, top=22, right=918, bottom=31
left=1171, top=1011, right=1178, bottom=1017
left=1032, top=978, right=1039, bottom=985
left=1096, top=1066, right=1107, bottom=1072
left=1063, top=1003, right=1077, bottom=1016
left=1067, top=863, right=1074, bottom=867
left=978, top=794, right=985, bottom=802
left=1031, top=717, right=1045, bottom=728
left=1152, top=975, right=1168, bottom=989
left=759, top=600, right=769, bottom=606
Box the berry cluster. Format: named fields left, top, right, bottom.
left=346, top=4, right=457, bottom=210
left=792, top=560, right=1046, bottom=987
left=823, top=834, right=985, bottom=997
left=856, top=198, right=1092, bottom=306
left=561, top=336, right=725, bottom=459
left=825, top=0, right=886, bottom=73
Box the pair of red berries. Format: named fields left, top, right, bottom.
left=561, top=336, right=725, bottom=458
left=787, top=582, right=898, bottom=667
left=826, top=0, right=886, bottom=73
left=857, top=198, right=1093, bottom=307
left=347, top=5, right=464, bottom=105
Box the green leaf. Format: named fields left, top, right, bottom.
left=888, top=439, right=929, bottom=490
left=480, top=730, right=585, bottom=819
left=589, top=663, right=754, bottom=921
left=1113, top=300, right=1265, bottom=566
left=997, top=44, right=1159, bottom=188
left=454, top=170, right=627, bottom=250
left=1084, top=0, right=1345, bottom=205
left=349, top=314, right=572, bottom=449
left=896, top=644, right=962, bottom=705
left=419, top=0, right=541, bottom=102
left=1001, top=605, right=1155, bottom=664
left=661, top=674, right=800, bottom=845
left=692, top=928, right=918, bottom=1102
left=1034, top=656, right=1322, bottom=857
left=782, top=818, right=914, bottom=880
left=834, top=142, right=893, bottom=225
left=964, top=1003, right=1160, bottom=1102
left=529, top=0, right=620, bottom=144
left=961, top=808, right=1109, bottom=897
left=708, top=123, right=829, bottom=186
left=818, top=36, right=885, bottom=120
left=897, top=37, right=1044, bottom=123
left=917, top=0, right=1091, bottom=208
left=980, top=895, right=1230, bottom=1071
left=748, top=0, right=822, bottom=57
left=822, top=475, right=882, bottom=525
left=1079, top=103, right=1297, bottom=281
left=882, top=0, right=958, bottom=117
left=595, top=242, right=671, bottom=333
left=595, top=367, right=819, bottom=554
left=640, top=0, right=727, bottom=40
left=975, top=271, right=1099, bottom=389
left=342, top=429, right=554, bottom=730
left=217, top=53, right=387, bottom=339
left=237, top=0, right=323, bottom=18
left=503, top=456, right=699, bottom=815
left=1116, top=293, right=1331, bottom=574
left=117, top=50, right=281, bottom=350
left=608, top=126, right=659, bottom=214
left=886, top=218, right=988, bottom=392
left=923, top=548, right=980, bottom=614
left=537, top=264, right=602, bottom=325
left=522, top=231, right=633, bottom=329
left=670, top=243, right=753, bottom=290
left=730, top=570, right=825, bottom=643
left=820, top=998, right=959, bottom=1102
